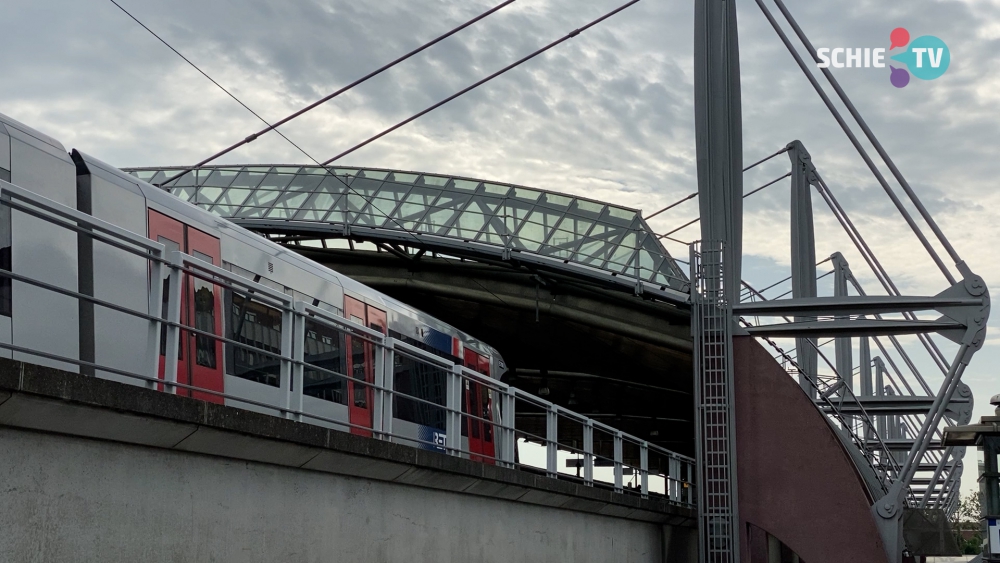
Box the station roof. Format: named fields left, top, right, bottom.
left=126, top=165, right=689, bottom=296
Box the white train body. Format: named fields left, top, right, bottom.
left=0, top=112, right=504, bottom=460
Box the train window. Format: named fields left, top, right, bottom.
left=392, top=353, right=447, bottom=431
left=351, top=335, right=367, bottom=408
left=225, top=291, right=281, bottom=387
left=0, top=204, right=9, bottom=317
left=192, top=250, right=217, bottom=369
left=302, top=320, right=347, bottom=405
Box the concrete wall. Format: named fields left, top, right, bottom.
left=0, top=427, right=662, bottom=563
left=0, top=358, right=696, bottom=563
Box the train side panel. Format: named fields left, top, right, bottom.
left=0, top=113, right=78, bottom=372
left=74, top=152, right=153, bottom=385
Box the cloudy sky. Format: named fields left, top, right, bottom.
left=3, top=0, right=999, bottom=497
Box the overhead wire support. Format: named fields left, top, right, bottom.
left=645, top=146, right=790, bottom=221
left=321, top=0, right=643, bottom=165
left=656, top=172, right=791, bottom=240
left=158, top=0, right=518, bottom=187
left=753, top=0, right=958, bottom=285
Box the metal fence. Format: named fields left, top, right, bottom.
left=0, top=179, right=695, bottom=506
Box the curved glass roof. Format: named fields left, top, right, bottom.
left=125, top=165, right=689, bottom=295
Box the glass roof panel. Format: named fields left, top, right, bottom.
left=420, top=175, right=449, bottom=186
left=230, top=170, right=267, bottom=189
left=391, top=173, right=418, bottom=184
left=482, top=183, right=510, bottom=196
left=123, top=164, right=687, bottom=290
left=287, top=174, right=325, bottom=192
left=513, top=188, right=540, bottom=202
left=576, top=199, right=605, bottom=215
left=216, top=188, right=252, bottom=207
left=544, top=193, right=572, bottom=208
left=452, top=179, right=480, bottom=191
left=204, top=170, right=237, bottom=188
left=167, top=170, right=200, bottom=188
left=607, top=206, right=636, bottom=222
left=258, top=173, right=294, bottom=191
left=195, top=187, right=224, bottom=205
left=362, top=170, right=389, bottom=180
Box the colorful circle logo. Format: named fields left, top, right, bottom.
left=888, top=28, right=950, bottom=88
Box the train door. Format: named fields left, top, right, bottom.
left=148, top=210, right=224, bottom=403
left=463, top=349, right=495, bottom=464
left=345, top=296, right=386, bottom=437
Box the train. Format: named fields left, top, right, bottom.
left=0, top=111, right=504, bottom=461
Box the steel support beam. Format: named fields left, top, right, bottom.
left=693, top=0, right=743, bottom=558
left=694, top=0, right=743, bottom=305
left=788, top=141, right=817, bottom=398
left=743, top=318, right=964, bottom=338
left=832, top=253, right=852, bottom=404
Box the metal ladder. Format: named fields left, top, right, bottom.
left=691, top=241, right=740, bottom=562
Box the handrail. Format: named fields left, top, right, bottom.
left=0, top=179, right=696, bottom=506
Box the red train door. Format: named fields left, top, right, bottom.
left=185, top=227, right=224, bottom=403
left=148, top=210, right=224, bottom=404
left=345, top=296, right=386, bottom=437
left=463, top=349, right=495, bottom=464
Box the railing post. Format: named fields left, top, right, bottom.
left=640, top=441, right=649, bottom=498
left=446, top=364, right=462, bottom=457
left=502, top=388, right=516, bottom=467
left=375, top=338, right=393, bottom=440
left=291, top=303, right=306, bottom=422
left=279, top=307, right=294, bottom=419
left=146, top=250, right=164, bottom=390
left=546, top=404, right=558, bottom=478
left=162, top=254, right=183, bottom=395
left=583, top=419, right=594, bottom=486
left=668, top=457, right=681, bottom=502
left=614, top=431, right=624, bottom=493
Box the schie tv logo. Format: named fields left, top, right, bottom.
left=816, top=27, right=950, bottom=88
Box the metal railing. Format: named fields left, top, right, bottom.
left=0, top=179, right=696, bottom=506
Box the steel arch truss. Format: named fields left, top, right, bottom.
left=125, top=165, right=690, bottom=302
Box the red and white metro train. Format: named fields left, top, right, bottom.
left=0, top=112, right=504, bottom=462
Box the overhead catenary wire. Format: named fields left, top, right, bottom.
left=645, top=146, right=790, bottom=221
left=158, top=0, right=517, bottom=187
left=656, top=171, right=791, bottom=240
left=321, top=0, right=643, bottom=165
left=108, top=0, right=517, bottom=309
left=107, top=0, right=319, bottom=176
left=111, top=0, right=654, bottom=308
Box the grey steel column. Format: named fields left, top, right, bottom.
left=694, top=0, right=743, bottom=560
left=832, top=252, right=853, bottom=431
left=832, top=253, right=852, bottom=385
left=788, top=141, right=817, bottom=398
left=859, top=333, right=873, bottom=442
left=694, top=0, right=743, bottom=304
